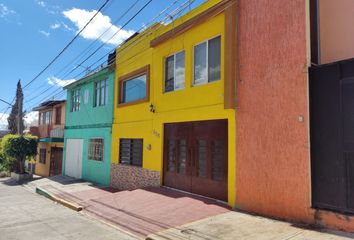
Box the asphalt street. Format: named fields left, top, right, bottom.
left=0, top=178, right=138, bottom=240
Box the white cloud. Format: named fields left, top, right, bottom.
left=36, top=1, right=60, bottom=15
left=48, top=76, right=76, bottom=87
left=0, top=113, right=9, bottom=130
left=61, top=22, right=74, bottom=31
left=49, top=22, right=74, bottom=32
left=24, top=111, right=38, bottom=128
left=0, top=112, right=38, bottom=130
left=36, top=1, right=46, bottom=7
left=50, top=23, right=60, bottom=29
left=0, top=3, right=15, bottom=18
left=63, top=8, right=135, bottom=45
left=39, top=30, right=50, bottom=37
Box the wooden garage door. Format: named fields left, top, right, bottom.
left=163, top=120, right=228, bottom=201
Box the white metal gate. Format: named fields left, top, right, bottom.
left=65, top=139, right=83, bottom=179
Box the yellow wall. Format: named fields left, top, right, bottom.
left=112, top=0, right=236, bottom=207
left=35, top=142, right=64, bottom=177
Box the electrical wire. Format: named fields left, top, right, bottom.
left=0, top=0, right=112, bottom=123
left=24, top=0, right=150, bottom=105
left=23, top=0, right=111, bottom=90
left=24, top=0, right=204, bottom=116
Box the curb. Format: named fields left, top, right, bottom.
left=81, top=211, right=142, bottom=240
left=36, top=186, right=83, bottom=212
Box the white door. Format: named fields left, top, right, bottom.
left=65, top=139, right=83, bottom=179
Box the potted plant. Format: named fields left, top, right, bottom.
left=1, top=134, right=38, bottom=181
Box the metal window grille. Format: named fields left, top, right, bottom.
left=119, top=139, right=143, bottom=167
left=88, top=138, right=104, bottom=161
left=71, top=89, right=80, bottom=112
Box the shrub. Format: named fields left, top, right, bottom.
left=1, top=134, right=38, bottom=174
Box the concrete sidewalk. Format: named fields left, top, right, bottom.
left=26, top=176, right=229, bottom=238
left=147, top=212, right=354, bottom=240
left=26, top=176, right=354, bottom=240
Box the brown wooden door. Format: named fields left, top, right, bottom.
left=163, top=120, right=228, bottom=201
left=164, top=122, right=192, bottom=192
left=50, top=147, right=63, bottom=176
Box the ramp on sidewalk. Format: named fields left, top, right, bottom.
left=28, top=176, right=230, bottom=238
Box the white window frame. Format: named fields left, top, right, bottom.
left=193, top=35, right=221, bottom=86
left=164, top=50, right=185, bottom=93
left=94, top=79, right=108, bottom=107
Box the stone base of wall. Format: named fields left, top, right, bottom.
left=110, top=164, right=160, bottom=190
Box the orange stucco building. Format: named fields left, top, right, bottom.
left=235, top=0, right=354, bottom=233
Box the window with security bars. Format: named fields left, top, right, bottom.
left=88, top=138, right=104, bottom=161
left=94, top=79, right=108, bottom=107
left=119, top=139, right=143, bottom=167
left=39, top=148, right=46, bottom=164
left=71, top=89, right=80, bottom=112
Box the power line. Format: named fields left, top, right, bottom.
left=71, top=0, right=185, bottom=81
left=51, top=0, right=142, bottom=85
left=24, top=0, right=200, bottom=115
left=22, top=0, right=111, bottom=90
left=0, top=99, right=12, bottom=106
left=1, top=0, right=112, bottom=123
left=60, top=0, right=154, bottom=81
left=45, top=0, right=192, bottom=97
left=73, top=0, right=193, bottom=81
left=24, top=0, right=147, bottom=105
left=24, top=0, right=175, bottom=112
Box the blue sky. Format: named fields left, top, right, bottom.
left=0, top=0, right=205, bottom=129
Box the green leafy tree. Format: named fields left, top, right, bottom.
left=8, top=80, right=24, bottom=134
left=1, top=134, right=38, bottom=174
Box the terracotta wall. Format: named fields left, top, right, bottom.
left=236, top=0, right=354, bottom=232
left=236, top=0, right=313, bottom=223
left=319, top=0, right=354, bottom=64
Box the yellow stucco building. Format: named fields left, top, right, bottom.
left=110, top=0, right=237, bottom=207
left=32, top=100, right=66, bottom=177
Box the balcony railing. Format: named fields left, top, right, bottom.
left=38, top=124, right=51, bottom=139
left=36, top=124, right=64, bottom=139
left=50, top=127, right=64, bottom=138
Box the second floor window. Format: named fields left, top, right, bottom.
left=122, top=74, right=147, bottom=104
left=119, top=65, right=149, bottom=105
left=164, top=51, right=185, bottom=92
left=55, top=106, right=61, bottom=124
left=194, top=36, right=221, bottom=85
left=71, top=89, right=80, bottom=112
left=39, top=111, right=52, bottom=125
left=94, top=79, right=108, bottom=107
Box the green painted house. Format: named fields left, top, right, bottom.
left=63, top=65, right=115, bottom=186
